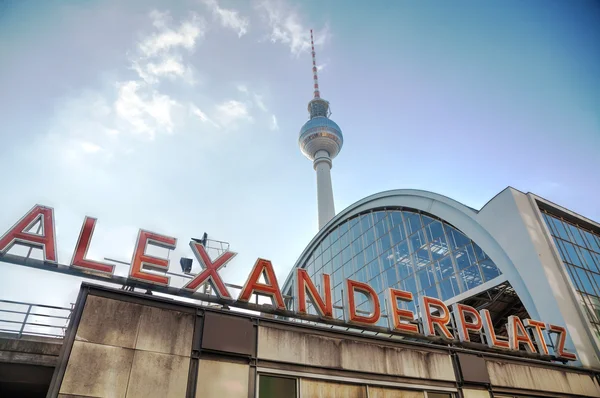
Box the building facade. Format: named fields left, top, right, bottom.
left=281, top=187, right=600, bottom=369
left=47, top=284, right=600, bottom=398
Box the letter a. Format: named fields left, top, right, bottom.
left=0, top=204, right=57, bottom=263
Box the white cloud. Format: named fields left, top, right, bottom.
left=237, top=84, right=269, bottom=112
left=203, top=0, right=249, bottom=37
left=81, top=142, right=102, bottom=153
left=190, top=104, right=220, bottom=128
left=139, top=12, right=205, bottom=57
left=114, top=81, right=179, bottom=139
left=253, top=93, right=267, bottom=112
left=257, top=0, right=329, bottom=56
left=133, top=56, right=189, bottom=84
left=133, top=11, right=205, bottom=85
left=270, top=114, right=279, bottom=131
left=215, top=100, right=252, bottom=127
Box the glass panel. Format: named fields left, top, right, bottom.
left=365, top=243, right=377, bottom=264
left=403, top=275, right=417, bottom=295
left=331, top=239, right=341, bottom=257
left=473, top=243, right=488, bottom=261
left=413, top=248, right=431, bottom=269
left=340, top=232, right=350, bottom=249
left=429, top=235, right=449, bottom=260
left=436, top=256, right=455, bottom=281
left=421, top=215, right=435, bottom=226
left=574, top=266, right=596, bottom=295
left=330, top=227, right=340, bottom=244
left=409, top=230, right=426, bottom=252
left=583, top=230, right=600, bottom=253
left=343, top=260, right=354, bottom=277
left=390, top=211, right=403, bottom=228
left=338, top=221, right=349, bottom=236
left=356, top=266, right=368, bottom=283
left=562, top=241, right=584, bottom=267
left=379, top=234, right=392, bottom=252
left=424, top=284, right=439, bottom=299
left=385, top=266, right=399, bottom=287
left=398, top=259, right=413, bottom=280
left=350, top=222, right=362, bottom=241
left=461, top=265, right=483, bottom=290
left=322, top=247, right=331, bottom=265
left=567, top=223, right=587, bottom=248
left=367, top=259, right=381, bottom=280
left=342, top=245, right=352, bottom=264
left=394, top=241, right=410, bottom=263
left=333, top=268, right=343, bottom=286
left=480, top=258, right=501, bottom=282
left=381, top=248, right=395, bottom=269
left=454, top=245, right=476, bottom=270
left=404, top=212, right=423, bottom=235
left=364, top=227, right=376, bottom=247
left=439, top=276, right=460, bottom=300
left=360, top=213, right=372, bottom=232
left=552, top=217, right=570, bottom=240
left=390, top=225, right=406, bottom=245
left=332, top=254, right=341, bottom=273
left=354, top=250, right=365, bottom=270
left=417, top=265, right=435, bottom=290
left=445, top=225, right=470, bottom=249
left=260, top=375, right=296, bottom=398
left=375, top=218, right=387, bottom=239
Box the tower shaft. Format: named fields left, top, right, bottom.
left=314, top=150, right=335, bottom=229
left=299, top=29, right=343, bottom=231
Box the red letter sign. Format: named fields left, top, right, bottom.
left=547, top=324, right=577, bottom=361
left=524, top=319, right=549, bottom=355
left=452, top=303, right=482, bottom=342
left=344, top=279, right=381, bottom=326
left=295, top=269, right=333, bottom=318
left=386, top=288, right=418, bottom=334
left=480, top=309, right=510, bottom=349
left=238, top=258, right=285, bottom=310
left=182, top=241, right=236, bottom=299
left=419, top=296, right=454, bottom=340
left=129, top=229, right=177, bottom=286
left=0, top=204, right=57, bottom=263
left=70, top=217, right=114, bottom=274
left=507, top=316, right=536, bottom=353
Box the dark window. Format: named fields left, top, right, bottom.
left=259, top=374, right=297, bottom=398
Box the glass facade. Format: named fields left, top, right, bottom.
left=293, top=208, right=503, bottom=325
left=541, top=211, right=600, bottom=344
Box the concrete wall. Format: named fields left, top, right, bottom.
left=58, top=295, right=194, bottom=398
left=487, top=359, right=600, bottom=396
left=257, top=325, right=456, bottom=382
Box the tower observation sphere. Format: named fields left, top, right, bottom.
left=298, top=30, right=343, bottom=230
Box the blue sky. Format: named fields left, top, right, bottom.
left=0, top=0, right=598, bottom=307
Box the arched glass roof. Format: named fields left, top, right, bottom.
left=297, top=208, right=502, bottom=326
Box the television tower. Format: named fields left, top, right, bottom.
left=298, top=30, right=344, bottom=230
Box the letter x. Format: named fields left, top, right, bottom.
left=182, top=241, right=237, bottom=299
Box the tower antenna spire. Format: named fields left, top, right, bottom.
left=310, top=29, right=320, bottom=99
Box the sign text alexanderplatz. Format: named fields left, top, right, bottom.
left=0, top=205, right=577, bottom=362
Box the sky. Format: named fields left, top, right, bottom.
left=0, top=0, right=599, bottom=309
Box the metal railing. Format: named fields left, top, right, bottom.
left=0, top=299, right=73, bottom=339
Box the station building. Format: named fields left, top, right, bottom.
left=282, top=188, right=600, bottom=371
